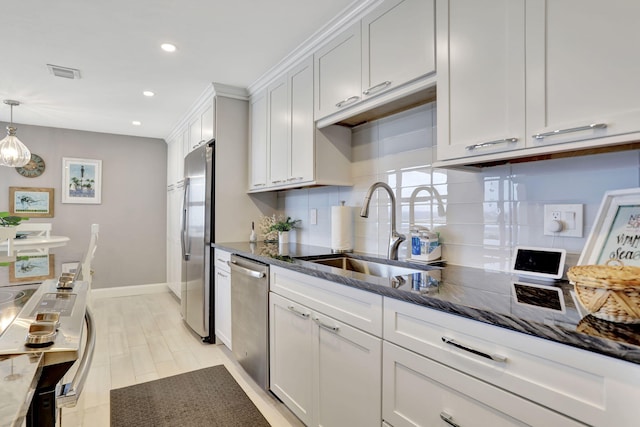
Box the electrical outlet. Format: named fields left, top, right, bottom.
left=543, top=204, right=584, bottom=237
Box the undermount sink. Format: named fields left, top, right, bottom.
left=308, top=256, right=423, bottom=278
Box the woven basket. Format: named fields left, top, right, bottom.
left=568, top=260, right=640, bottom=324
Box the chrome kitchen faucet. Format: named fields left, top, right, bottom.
left=360, top=182, right=406, bottom=260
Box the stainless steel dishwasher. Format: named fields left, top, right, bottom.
left=229, top=254, right=270, bottom=389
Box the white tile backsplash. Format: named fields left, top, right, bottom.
left=276, top=101, right=640, bottom=271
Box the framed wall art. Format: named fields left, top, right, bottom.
left=9, top=187, right=55, bottom=218
left=62, top=157, right=102, bottom=204
left=579, top=188, right=640, bottom=267
left=9, top=253, right=55, bottom=282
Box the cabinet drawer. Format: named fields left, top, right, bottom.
left=383, top=341, right=584, bottom=427
left=213, top=249, right=231, bottom=272
left=383, top=298, right=638, bottom=426
left=270, top=266, right=383, bottom=337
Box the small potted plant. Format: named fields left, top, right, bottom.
left=270, top=216, right=300, bottom=245
left=0, top=212, right=28, bottom=244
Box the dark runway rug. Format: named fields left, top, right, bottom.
left=110, top=365, right=271, bottom=426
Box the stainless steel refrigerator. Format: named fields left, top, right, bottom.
left=181, top=139, right=214, bottom=342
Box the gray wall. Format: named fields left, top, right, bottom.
left=0, top=122, right=167, bottom=289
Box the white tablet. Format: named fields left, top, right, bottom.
left=511, top=246, right=566, bottom=280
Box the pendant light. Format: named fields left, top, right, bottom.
left=0, top=100, right=31, bottom=167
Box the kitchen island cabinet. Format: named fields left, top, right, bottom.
left=436, top=0, right=640, bottom=167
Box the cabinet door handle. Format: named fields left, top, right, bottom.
left=287, top=177, right=304, bottom=182
left=314, top=317, right=340, bottom=333
left=441, top=337, right=507, bottom=363
left=287, top=305, right=310, bottom=319
left=272, top=180, right=283, bottom=184
left=335, top=95, right=360, bottom=108
left=217, top=258, right=228, bottom=264
left=533, top=123, right=607, bottom=140
left=217, top=272, right=228, bottom=278
left=363, top=80, right=392, bottom=96
left=465, top=138, right=518, bottom=151
left=440, top=412, right=461, bottom=427
left=253, top=183, right=266, bottom=187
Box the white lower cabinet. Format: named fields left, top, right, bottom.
left=382, top=341, right=583, bottom=427
left=270, top=292, right=382, bottom=427
left=268, top=268, right=639, bottom=426
left=213, top=249, right=232, bottom=349
left=269, top=293, right=314, bottom=424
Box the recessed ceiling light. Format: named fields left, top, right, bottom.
left=143, top=91, right=155, bottom=97
left=132, top=121, right=142, bottom=126
left=160, top=43, right=177, bottom=52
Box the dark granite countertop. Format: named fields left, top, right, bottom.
left=213, top=241, right=640, bottom=365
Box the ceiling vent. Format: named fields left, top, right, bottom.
left=47, top=64, right=81, bottom=79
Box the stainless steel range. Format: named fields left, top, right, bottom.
left=0, top=275, right=94, bottom=427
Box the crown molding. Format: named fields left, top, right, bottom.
left=247, top=0, right=381, bottom=96
left=165, top=83, right=248, bottom=141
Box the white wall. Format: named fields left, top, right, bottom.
left=278, top=102, right=640, bottom=271
left=0, top=122, right=167, bottom=288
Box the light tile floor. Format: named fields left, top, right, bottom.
left=59, top=291, right=303, bottom=427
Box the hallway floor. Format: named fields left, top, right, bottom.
left=60, top=291, right=302, bottom=426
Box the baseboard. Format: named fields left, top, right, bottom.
left=92, top=283, right=170, bottom=299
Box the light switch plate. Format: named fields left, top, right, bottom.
left=543, top=204, right=583, bottom=237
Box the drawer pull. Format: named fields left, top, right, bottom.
left=442, top=336, right=507, bottom=363
left=363, top=80, right=392, bottom=96
left=440, top=412, right=461, bottom=427
left=287, top=306, right=310, bottom=319
left=252, top=183, right=266, bottom=187
left=217, top=258, right=228, bottom=264
left=335, top=95, right=360, bottom=108
left=465, top=138, right=518, bottom=151
left=314, top=317, right=339, bottom=333
left=217, top=272, right=228, bottom=278
left=272, top=180, right=283, bottom=184
left=533, top=123, right=607, bottom=140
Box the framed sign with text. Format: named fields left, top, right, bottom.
left=579, top=188, right=640, bottom=266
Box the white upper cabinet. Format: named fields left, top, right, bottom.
left=362, top=0, right=435, bottom=99
left=249, top=90, right=268, bottom=190
left=201, top=101, right=215, bottom=143
left=436, top=0, right=527, bottom=161
left=249, top=56, right=351, bottom=193
left=267, top=76, right=289, bottom=186
left=436, top=0, right=640, bottom=166
left=166, top=136, right=181, bottom=187
left=315, top=0, right=435, bottom=125
left=289, top=59, right=315, bottom=184
left=184, top=99, right=215, bottom=157
left=525, top=0, right=640, bottom=147
left=314, top=23, right=363, bottom=119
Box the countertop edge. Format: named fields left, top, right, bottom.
left=213, top=242, right=640, bottom=365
